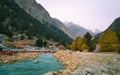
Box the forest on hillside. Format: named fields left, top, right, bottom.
left=0, top=0, right=72, bottom=46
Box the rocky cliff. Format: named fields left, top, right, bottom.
left=15, top=0, right=53, bottom=24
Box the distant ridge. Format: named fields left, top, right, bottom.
left=65, top=22, right=94, bottom=39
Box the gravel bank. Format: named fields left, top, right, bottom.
left=0, top=52, right=41, bottom=64
left=54, top=50, right=120, bottom=75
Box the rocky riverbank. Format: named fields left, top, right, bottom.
left=0, top=52, right=41, bottom=64
left=54, top=50, right=120, bottom=75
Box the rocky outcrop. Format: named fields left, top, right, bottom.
left=15, top=0, right=53, bottom=24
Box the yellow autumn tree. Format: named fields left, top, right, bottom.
left=76, top=37, right=84, bottom=51
left=81, top=43, right=89, bottom=51
left=98, top=29, right=119, bottom=52
left=69, top=36, right=79, bottom=51
left=70, top=36, right=89, bottom=51
left=70, top=41, right=76, bottom=51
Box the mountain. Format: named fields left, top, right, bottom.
left=0, top=0, right=72, bottom=46
left=52, top=18, right=72, bottom=38
left=15, top=0, right=53, bottom=24
left=108, top=17, right=120, bottom=41
left=15, top=0, right=72, bottom=37
left=65, top=22, right=93, bottom=39
left=15, top=0, right=73, bottom=42
left=14, top=0, right=101, bottom=39
left=88, top=28, right=101, bottom=35
left=95, top=17, right=120, bottom=41
left=93, top=29, right=101, bottom=35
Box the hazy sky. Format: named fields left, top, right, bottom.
left=36, top=0, right=120, bottom=31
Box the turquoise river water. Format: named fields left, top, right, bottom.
left=0, top=53, right=64, bottom=75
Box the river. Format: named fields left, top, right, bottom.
left=0, top=53, right=64, bottom=75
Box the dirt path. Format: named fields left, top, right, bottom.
left=54, top=50, right=120, bottom=75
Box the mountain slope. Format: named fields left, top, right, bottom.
left=15, top=0, right=53, bottom=24
left=108, top=17, right=120, bottom=41
left=15, top=0, right=74, bottom=39
left=88, top=29, right=101, bottom=35
left=15, top=0, right=72, bottom=43
left=95, top=17, right=120, bottom=41
left=65, top=22, right=92, bottom=39
left=0, top=0, right=72, bottom=46
left=52, top=18, right=72, bottom=38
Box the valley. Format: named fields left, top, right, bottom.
left=0, top=0, right=120, bottom=75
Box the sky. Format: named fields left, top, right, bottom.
left=36, top=0, right=120, bottom=31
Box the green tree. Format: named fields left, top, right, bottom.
left=84, top=32, right=96, bottom=52
left=36, top=38, right=47, bottom=47
left=98, top=29, right=119, bottom=52
left=84, top=32, right=92, bottom=41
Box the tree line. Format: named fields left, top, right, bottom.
left=69, top=29, right=120, bottom=53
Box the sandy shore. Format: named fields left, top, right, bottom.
left=54, top=50, right=120, bottom=75
left=0, top=52, right=41, bottom=64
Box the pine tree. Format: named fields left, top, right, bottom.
left=36, top=38, right=47, bottom=47
left=84, top=32, right=95, bottom=52
left=98, top=29, right=119, bottom=52
left=84, top=32, right=92, bottom=41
